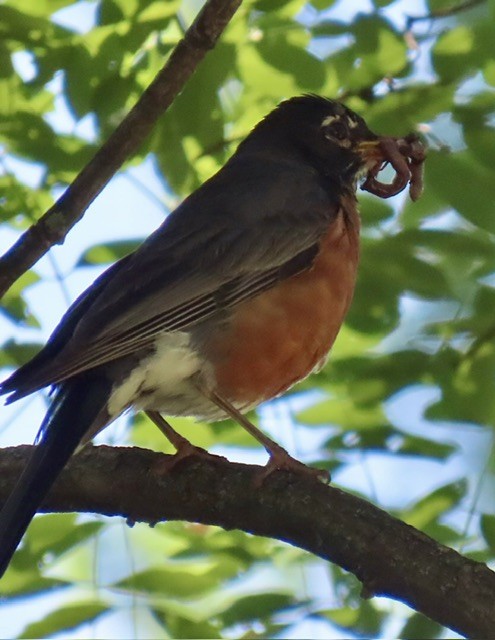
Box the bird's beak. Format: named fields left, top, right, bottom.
left=357, top=139, right=383, bottom=167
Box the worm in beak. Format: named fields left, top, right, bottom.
left=359, top=134, right=426, bottom=201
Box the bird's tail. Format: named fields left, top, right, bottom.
left=0, top=374, right=112, bottom=579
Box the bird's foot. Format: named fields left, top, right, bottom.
left=201, top=391, right=329, bottom=486
left=254, top=443, right=330, bottom=487
left=146, top=410, right=226, bottom=474
left=154, top=441, right=226, bottom=475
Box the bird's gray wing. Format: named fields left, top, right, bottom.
left=2, top=154, right=341, bottom=400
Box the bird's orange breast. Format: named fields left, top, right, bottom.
left=209, top=196, right=360, bottom=407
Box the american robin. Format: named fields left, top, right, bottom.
left=0, top=95, right=425, bottom=577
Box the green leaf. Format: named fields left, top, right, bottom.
left=298, top=396, right=385, bottom=429
left=312, top=20, right=349, bottom=36
left=324, top=426, right=455, bottom=460
left=0, top=565, right=65, bottom=599
left=331, top=351, right=431, bottom=399
left=0, top=112, right=96, bottom=179
left=25, top=516, right=104, bottom=558
left=402, top=481, right=467, bottom=529
left=400, top=612, right=444, bottom=639
left=360, top=196, right=394, bottom=225
left=309, top=0, right=337, bottom=9
left=391, top=434, right=454, bottom=459
left=348, top=231, right=449, bottom=334
left=364, top=84, right=457, bottom=135
left=238, top=44, right=305, bottom=105
left=460, top=116, right=495, bottom=170
left=0, top=270, right=40, bottom=325
left=427, top=345, right=495, bottom=425
left=254, top=0, right=307, bottom=15
left=77, top=239, right=142, bottom=266
left=153, top=610, right=222, bottom=639
left=0, top=339, right=43, bottom=367
left=5, top=0, right=75, bottom=16
left=0, top=175, right=53, bottom=223
left=153, top=42, right=235, bottom=194
left=4, top=516, right=106, bottom=589
left=18, top=601, right=110, bottom=639
left=136, top=0, right=181, bottom=23
left=346, top=16, right=408, bottom=89
left=321, top=600, right=383, bottom=635
left=221, top=593, right=295, bottom=626
left=115, top=558, right=241, bottom=597
left=426, top=149, right=495, bottom=233
left=480, top=514, right=495, bottom=552
left=0, top=5, right=69, bottom=47
left=433, top=21, right=494, bottom=83
left=97, top=0, right=126, bottom=24
left=253, top=17, right=325, bottom=90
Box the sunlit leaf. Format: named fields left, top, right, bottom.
left=115, top=557, right=241, bottom=597
left=18, top=601, right=109, bottom=639
left=1, top=270, right=40, bottom=325
left=400, top=612, right=444, bottom=640
left=220, top=592, right=296, bottom=626
left=402, top=481, right=467, bottom=529
left=480, top=514, right=495, bottom=552
left=321, top=600, right=384, bottom=635
left=77, top=239, right=142, bottom=265
left=426, top=150, right=495, bottom=233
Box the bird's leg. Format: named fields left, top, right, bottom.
left=203, top=389, right=329, bottom=484
left=145, top=410, right=223, bottom=473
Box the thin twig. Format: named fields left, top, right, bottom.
left=0, top=0, right=243, bottom=299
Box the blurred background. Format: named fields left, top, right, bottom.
left=0, top=0, right=494, bottom=637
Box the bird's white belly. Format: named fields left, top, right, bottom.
left=106, top=332, right=219, bottom=420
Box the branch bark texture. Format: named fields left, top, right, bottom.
left=1, top=445, right=494, bottom=637
left=0, top=0, right=243, bottom=299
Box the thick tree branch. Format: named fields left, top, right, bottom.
left=0, top=0, right=243, bottom=299
left=1, top=445, right=494, bottom=637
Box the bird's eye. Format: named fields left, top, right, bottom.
left=327, top=120, right=348, bottom=140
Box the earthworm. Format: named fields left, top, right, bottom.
left=401, top=134, right=426, bottom=202
left=362, top=133, right=426, bottom=201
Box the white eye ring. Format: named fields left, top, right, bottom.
left=322, top=113, right=359, bottom=130
left=321, top=114, right=337, bottom=127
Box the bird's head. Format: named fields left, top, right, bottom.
left=240, top=95, right=425, bottom=200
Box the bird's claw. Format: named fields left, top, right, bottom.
left=154, top=442, right=226, bottom=475
left=253, top=445, right=330, bottom=488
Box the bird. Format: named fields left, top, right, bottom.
left=0, top=94, right=424, bottom=578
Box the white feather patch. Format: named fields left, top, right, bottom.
left=107, top=332, right=204, bottom=417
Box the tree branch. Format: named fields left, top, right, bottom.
left=1, top=445, right=494, bottom=637
left=0, top=0, right=243, bottom=300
